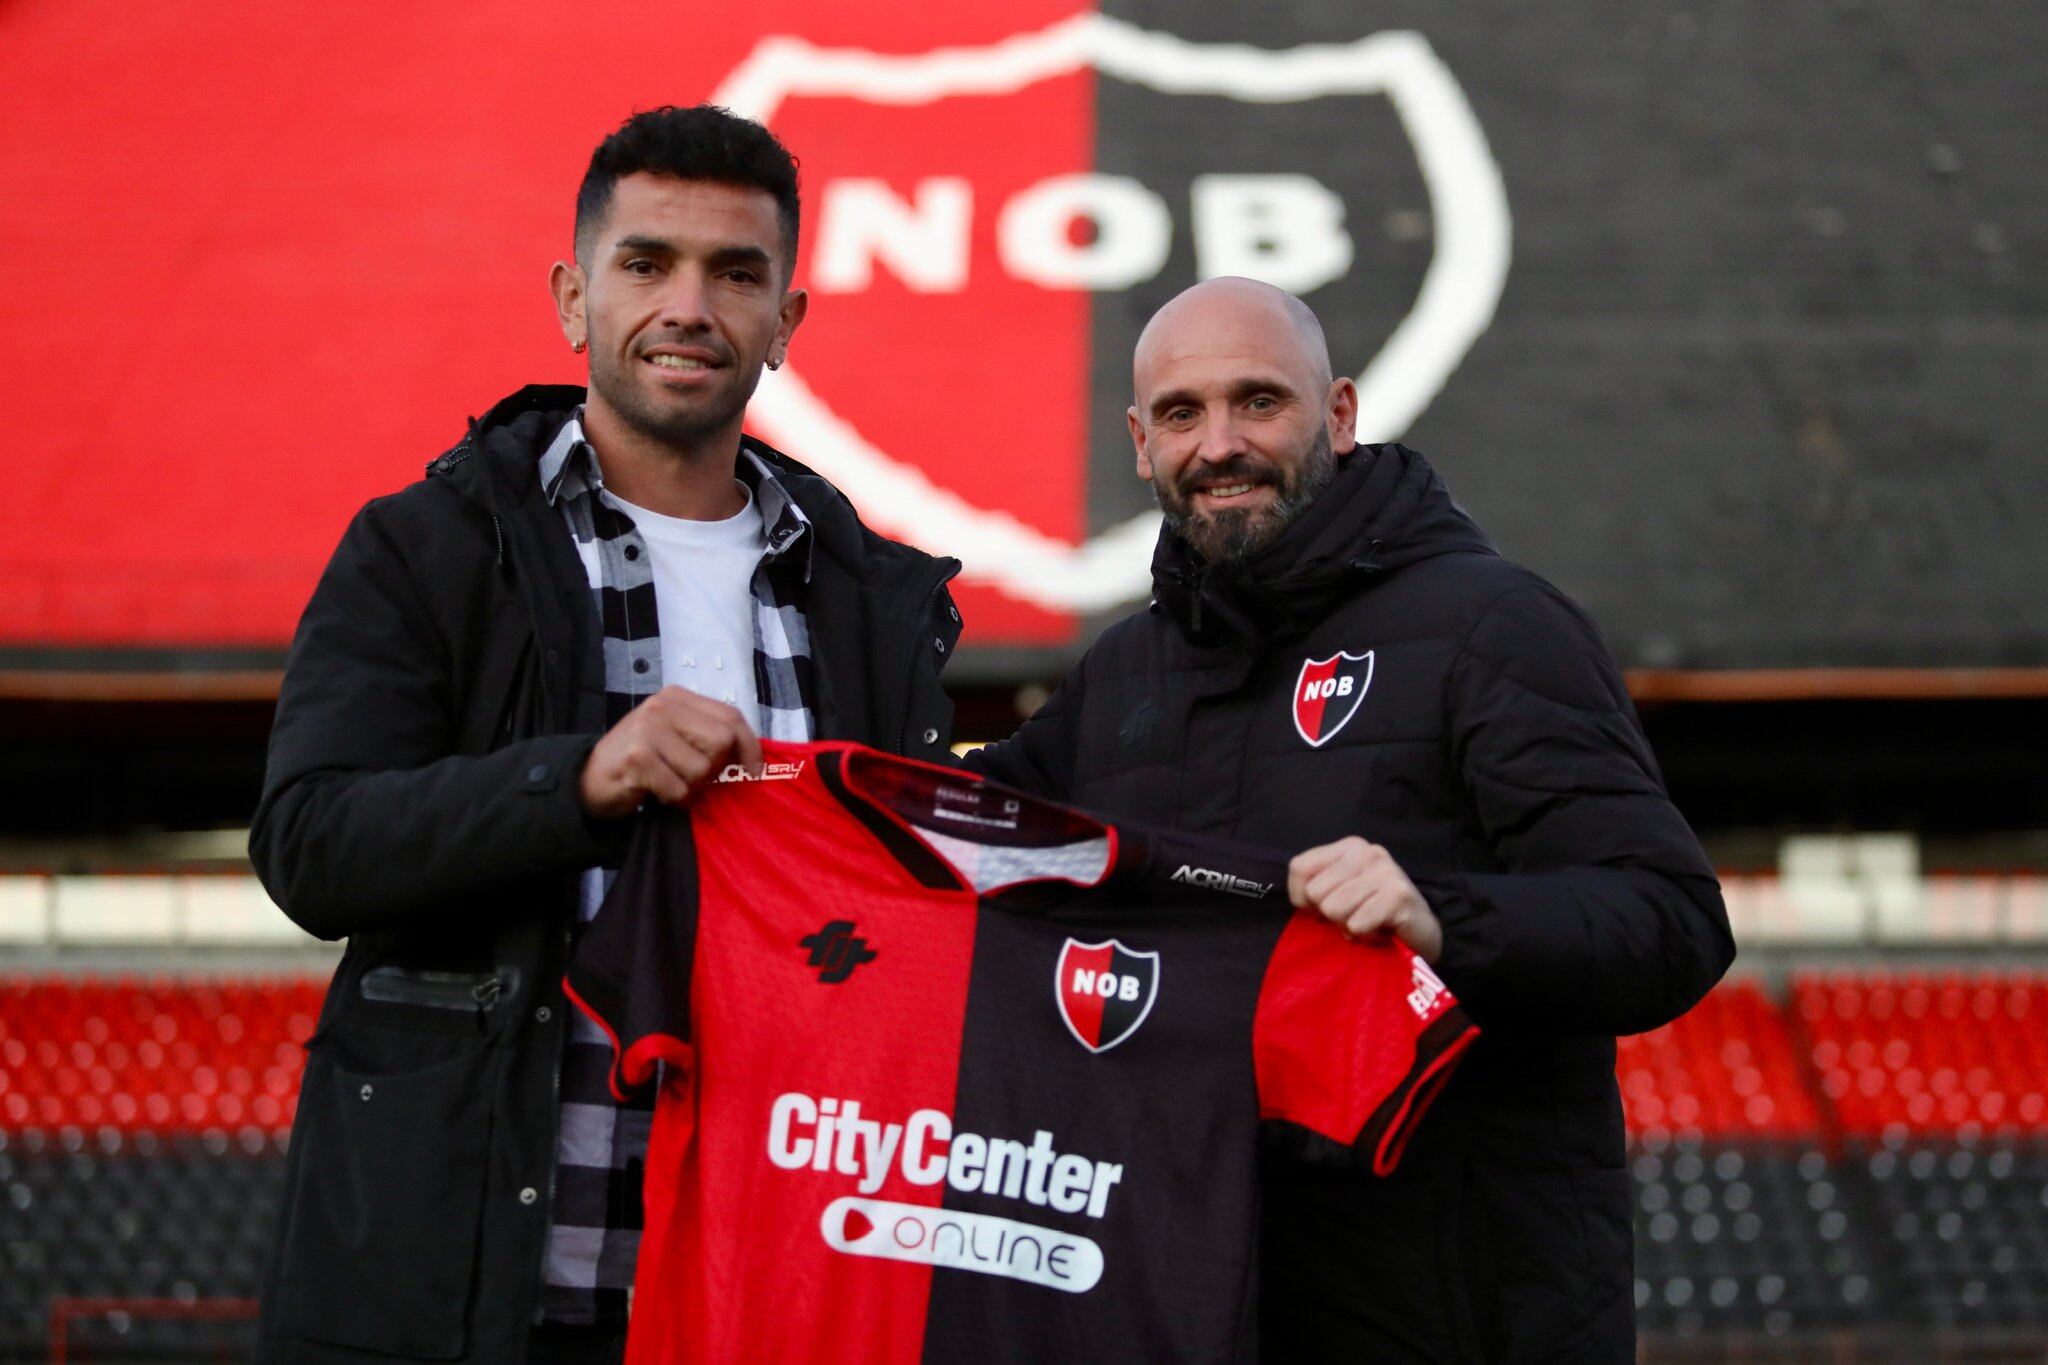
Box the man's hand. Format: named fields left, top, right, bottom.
left=578, top=687, right=764, bottom=819
left=1287, top=836, right=1444, bottom=964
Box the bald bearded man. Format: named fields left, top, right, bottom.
left=968, top=279, right=1731, bottom=1362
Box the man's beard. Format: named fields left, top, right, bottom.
left=587, top=339, right=760, bottom=450
left=1154, top=428, right=1338, bottom=565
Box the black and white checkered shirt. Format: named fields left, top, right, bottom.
left=533, top=411, right=817, bottom=1325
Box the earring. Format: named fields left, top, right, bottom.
left=571, top=338, right=586, bottom=353
left=767, top=357, right=782, bottom=371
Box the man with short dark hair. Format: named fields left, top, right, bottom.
left=969, top=277, right=1732, bottom=1361
left=252, top=105, right=961, bottom=1365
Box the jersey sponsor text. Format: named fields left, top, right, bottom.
left=820, top=1197, right=1105, bottom=1294
left=766, top=1092, right=1125, bottom=1217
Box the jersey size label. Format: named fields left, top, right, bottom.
left=928, top=783, right=1023, bottom=830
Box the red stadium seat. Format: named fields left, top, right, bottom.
left=0, top=974, right=320, bottom=1138
left=1794, top=970, right=2048, bottom=1141
left=1618, top=979, right=1821, bottom=1141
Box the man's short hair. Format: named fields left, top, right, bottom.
left=574, top=105, right=802, bottom=277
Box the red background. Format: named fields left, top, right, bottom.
left=0, top=0, right=1092, bottom=649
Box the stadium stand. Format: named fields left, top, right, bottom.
left=0, top=976, right=318, bottom=1134
left=6, top=949, right=2048, bottom=1358
left=0, top=977, right=309, bottom=1360
left=1625, top=969, right=2048, bottom=1358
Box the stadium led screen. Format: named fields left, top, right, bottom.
left=1, top=1, right=2041, bottom=672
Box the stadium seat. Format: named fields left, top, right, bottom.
left=8, top=970, right=2048, bottom=1355
left=0, top=1125, right=281, bottom=1359
left=1619, top=978, right=1820, bottom=1141
left=1848, top=1139, right=2048, bottom=1332
left=0, top=974, right=318, bottom=1135
left=1795, top=970, right=2048, bottom=1140
left=0, top=976, right=312, bottom=1360
left=1631, top=1141, right=1893, bottom=1337
left=1626, top=974, right=2048, bottom=1343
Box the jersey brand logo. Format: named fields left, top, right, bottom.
left=1055, top=939, right=1160, bottom=1053
left=1169, top=864, right=1273, bottom=899
left=799, top=920, right=878, bottom=983
left=1292, top=649, right=1376, bottom=747
left=718, top=759, right=808, bottom=783
left=1117, top=699, right=1163, bottom=755
left=1408, top=955, right=1453, bottom=1022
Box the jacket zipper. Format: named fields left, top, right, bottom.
left=359, top=966, right=511, bottom=1013
left=542, top=916, right=571, bottom=1246
left=892, top=561, right=962, bottom=751
left=455, top=422, right=575, bottom=1268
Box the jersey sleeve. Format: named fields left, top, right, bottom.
left=1252, top=910, right=1479, bottom=1175
left=562, top=806, right=700, bottom=1102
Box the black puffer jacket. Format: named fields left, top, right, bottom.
left=968, top=444, right=1731, bottom=1363
left=249, top=385, right=960, bottom=1364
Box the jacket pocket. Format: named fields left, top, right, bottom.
left=361, top=965, right=517, bottom=1011
left=345, top=960, right=523, bottom=1039
left=268, top=1041, right=498, bottom=1358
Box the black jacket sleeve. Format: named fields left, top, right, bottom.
left=956, top=654, right=1086, bottom=796
left=1417, top=583, right=1733, bottom=1036
left=249, top=497, right=612, bottom=941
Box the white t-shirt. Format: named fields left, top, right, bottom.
left=606, top=483, right=766, bottom=734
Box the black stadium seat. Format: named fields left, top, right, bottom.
left=1849, top=1138, right=2048, bottom=1333
left=0, top=1126, right=283, bottom=1361
left=1632, top=1140, right=1894, bottom=1338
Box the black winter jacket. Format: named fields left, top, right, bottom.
left=249, top=386, right=960, bottom=1364
left=968, top=444, right=1731, bottom=1363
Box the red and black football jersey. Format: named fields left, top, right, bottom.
left=565, top=740, right=1476, bottom=1365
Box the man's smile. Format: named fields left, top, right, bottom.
left=641, top=345, right=727, bottom=382
left=1186, top=477, right=1277, bottom=515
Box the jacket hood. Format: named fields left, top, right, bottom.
left=430, top=384, right=956, bottom=588
left=1150, top=442, right=1495, bottom=649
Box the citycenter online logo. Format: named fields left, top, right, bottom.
left=768, top=1091, right=1118, bottom=1293
left=820, top=1196, right=1104, bottom=1294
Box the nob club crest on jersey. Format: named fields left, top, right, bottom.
left=1055, top=939, right=1160, bottom=1053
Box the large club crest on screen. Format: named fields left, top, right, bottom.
left=713, top=14, right=1510, bottom=642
